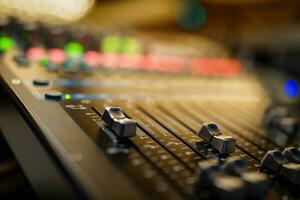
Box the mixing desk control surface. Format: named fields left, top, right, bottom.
left=1, top=20, right=300, bottom=200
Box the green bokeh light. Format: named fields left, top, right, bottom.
left=0, top=36, right=15, bottom=52
left=64, top=94, right=72, bottom=100
left=64, top=42, right=83, bottom=57
left=121, top=37, right=141, bottom=54
left=100, top=35, right=122, bottom=53
left=39, top=57, right=49, bottom=66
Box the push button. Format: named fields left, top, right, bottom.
left=283, top=147, right=300, bottom=163
left=211, top=135, right=236, bottom=154
left=261, top=150, right=288, bottom=172
left=44, top=91, right=63, bottom=101
left=102, top=107, right=136, bottom=138
left=198, top=123, right=220, bottom=143
left=33, top=79, right=49, bottom=86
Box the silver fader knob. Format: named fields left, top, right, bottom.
left=211, top=135, right=236, bottom=154
left=280, top=163, right=300, bottom=186
left=261, top=150, right=288, bottom=172
left=283, top=147, right=300, bottom=163
left=241, top=171, right=270, bottom=198
left=102, top=107, right=136, bottom=138
left=198, top=123, right=221, bottom=143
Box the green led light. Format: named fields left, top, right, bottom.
left=100, top=35, right=122, bottom=53
left=121, top=37, right=141, bottom=54
left=64, top=94, right=72, bottom=100
left=64, top=42, right=83, bottom=57
left=0, top=36, right=14, bottom=52
left=39, top=57, right=49, bottom=66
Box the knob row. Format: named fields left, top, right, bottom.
left=196, top=157, right=270, bottom=200
left=261, top=147, right=300, bottom=186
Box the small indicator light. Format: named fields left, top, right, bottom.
left=64, top=94, right=72, bottom=100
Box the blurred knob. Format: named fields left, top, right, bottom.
left=263, top=106, right=289, bottom=129
left=212, top=175, right=246, bottom=200
left=241, top=171, right=270, bottom=199
left=223, top=156, right=246, bottom=175
left=280, top=163, right=300, bottom=186
left=283, top=147, right=300, bottom=163
left=196, top=159, right=220, bottom=188
left=278, top=117, right=299, bottom=137
left=261, top=150, right=288, bottom=173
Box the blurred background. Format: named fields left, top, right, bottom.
left=1, top=0, right=300, bottom=73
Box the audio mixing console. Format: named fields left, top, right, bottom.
left=0, top=19, right=300, bottom=200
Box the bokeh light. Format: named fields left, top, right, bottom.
left=26, top=47, right=45, bottom=61
left=176, top=0, right=206, bottom=30
left=283, top=79, right=299, bottom=98
left=0, top=36, right=14, bottom=52
left=100, top=35, right=122, bottom=53
left=64, top=42, right=83, bottom=57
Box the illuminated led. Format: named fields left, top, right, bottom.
left=100, top=35, right=121, bottom=53
left=64, top=94, right=72, bottom=100
left=48, top=48, right=66, bottom=64
left=121, top=37, right=141, bottom=54
left=64, top=42, right=83, bottom=57
left=26, top=47, right=45, bottom=61
left=84, top=51, right=100, bottom=67
left=284, top=79, right=298, bottom=98
left=0, top=36, right=14, bottom=51
left=39, top=57, right=49, bottom=66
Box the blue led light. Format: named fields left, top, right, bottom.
left=283, top=79, right=298, bottom=98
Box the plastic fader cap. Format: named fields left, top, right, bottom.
left=261, top=150, right=288, bottom=172
left=102, top=107, right=137, bottom=138
left=198, top=123, right=221, bottom=143
left=198, top=123, right=236, bottom=154
left=283, top=147, right=300, bottom=163
left=211, top=135, right=236, bottom=154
